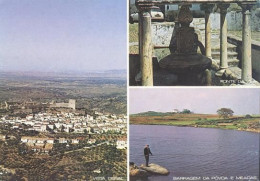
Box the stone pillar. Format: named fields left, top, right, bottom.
left=240, top=4, right=253, bottom=83
left=204, top=5, right=214, bottom=58
left=216, top=4, right=229, bottom=77
left=205, top=11, right=211, bottom=58
left=141, top=11, right=153, bottom=86
left=138, top=11, right=143, bottom=71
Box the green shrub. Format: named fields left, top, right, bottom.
left=245, top=114, right=252, bottom=118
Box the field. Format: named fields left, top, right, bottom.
left=130, top=112, right=260, bottom=132
left=0, top=71, right=126, bottom=114
left=0, top=140, right=127, bottom=180
left=0, top=125, right=127, bottom=180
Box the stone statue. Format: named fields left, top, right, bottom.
left=169, top=5, right=205, bottom=55
left=159, top=4, right=212, bottom=85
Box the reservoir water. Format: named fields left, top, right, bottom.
left=130, top=125, right=259, bottom=181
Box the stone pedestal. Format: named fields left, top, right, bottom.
left=159, top=53, right=211, bottom=85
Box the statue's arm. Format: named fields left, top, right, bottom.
left=197, top=41, right=206, bottom=55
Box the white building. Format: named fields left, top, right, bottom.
left=116, top=138, right=127, bottom=149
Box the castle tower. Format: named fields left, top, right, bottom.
left=68, top=99, right=76, bottom=110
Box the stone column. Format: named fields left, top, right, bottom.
left=204, top=5, right=214, bottom=58
left=240, top=4, right=253, bottom=83
left=216, top=4, right=229, bottom=77
left=141, top=10, right=153, bottom=86
left=205, top=11, right=211, bottom=58
left=138, top=11, right=143, bottom=70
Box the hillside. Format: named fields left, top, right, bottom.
left=131, top=111, right=174, bottom=117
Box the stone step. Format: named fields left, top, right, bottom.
left=212, top=46, right=237, bottom=53
left=211, top=51, right=238, bottom=60
left=199, top=35, right=238, bottom=52
left=211, top=42, right=237, bottom=52
left=213, top=58, right=240, bottom=67
left=200, top=40, right=237, bottom=52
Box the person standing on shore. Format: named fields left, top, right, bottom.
left=144, top=145, right=152, bottom=167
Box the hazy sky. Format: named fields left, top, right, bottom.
left=130, top=88, right=260, bottom=115
left=0, top=0, right=126, bottom=72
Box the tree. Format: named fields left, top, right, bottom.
left=90, top=128, right=94, bottom=133
left=61, top=125, right=65, bottom=132
left=245, top=114, right=252, bottom=118
left=181, top=109, right=192, bottom=114
left=217, top=108, right=234, bottom=119
left=104, top=145, right=121, bottom=162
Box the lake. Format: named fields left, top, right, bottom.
left=130, top=125, right=259, bottom=181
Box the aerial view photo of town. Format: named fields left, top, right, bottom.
left=0, top=0, right=127, bottom=180
left=0, top=72, right=127, bottom=180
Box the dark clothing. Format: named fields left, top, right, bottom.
left=144, top=147, right=152, bottom=166
left=144, top=147, right=152, bottom=156
left=145, top=155, right=149, bottom=167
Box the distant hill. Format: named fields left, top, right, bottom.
left=104, top=69, right=126, bottom=74
left=0, top=69, right=127, bottom=78
left=131, top=111, right=174, bottom=117
left=0, top=71, right=126, bottom=114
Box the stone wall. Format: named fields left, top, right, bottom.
left=50, top=99, right=76, bottom=110
left=151, top=22, right=175, bottom=47
left=151, top=20, right=204, bottom=47
left=210, top=10, right=260, bottom=31
left=158, top=11, right=260, bottom=32
left=252, top=48, right=260, bottom=80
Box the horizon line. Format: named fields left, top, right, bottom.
left=0, top=69, right=127, bottom=74
left=130, top=111, right=260, bottom=116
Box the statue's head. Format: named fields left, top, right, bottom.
left=178, top=5, right=193, bottom=27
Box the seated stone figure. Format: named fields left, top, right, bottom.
left=169, top=5, right=205, bottom=56
left=159, top=4, right=211, bottom=85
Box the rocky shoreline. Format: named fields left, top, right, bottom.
left=130, top=162, right=169, bottom=180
